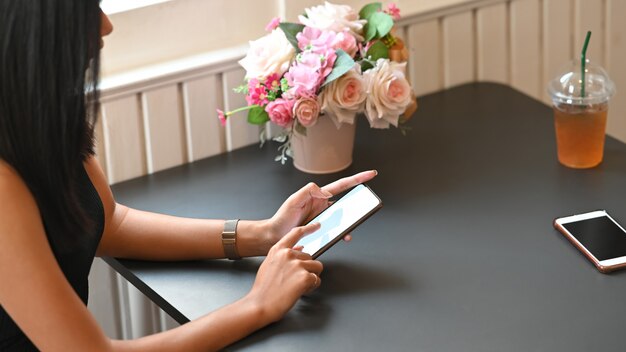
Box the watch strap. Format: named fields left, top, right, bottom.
left=222, top=219, right=241, bottom=260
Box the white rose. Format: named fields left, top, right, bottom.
left=239, top=29, right=296, bottom=80
left=299, top=1, right=367, bottom=41
left=320, top=64, right=366, bottom=128
left=363, top=59, right=412, bottom=129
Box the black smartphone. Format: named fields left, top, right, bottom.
left=554, top=210, right=626, bottom=273
left=295, top=184, right=382, bottom=258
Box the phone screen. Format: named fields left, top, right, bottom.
left=563, top=216, right=626, bottom=261
left=296, top=184, right=381, bottom=257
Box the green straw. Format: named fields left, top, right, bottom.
left=581, top=31, right=592, bottom=97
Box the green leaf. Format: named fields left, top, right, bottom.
left=366, top=40, right=389, bottom=61
left=278, top=22, right=305, bottom=52
left=247, top=106, right=270, bottom=125
left=233, top=84, right=248, bottom=94
left=359, top=59, right=375, bottom=72
left=295, top=121, right=307, bottom=136
left=364, top=22, right=377, bottom=42
left=369, top=12, right=394, bottom=38
left=322, top=49, right=355, bottom=86
left=359, top=2, right=382, bottom=20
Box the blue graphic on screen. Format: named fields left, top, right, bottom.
left=296, top=185, right=379, bottom=256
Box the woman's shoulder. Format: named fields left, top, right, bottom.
left=0, top=159, right=26, bottom=190
left=0, top=160, right=38, bottom=213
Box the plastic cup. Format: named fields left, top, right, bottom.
left=548, top=59, right=615, bottom=168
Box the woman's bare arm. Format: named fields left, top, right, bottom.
left=88, top=157, right=375, bottom=261
left=0, top=161, right=321, bottom=351
left=87, top=158, right=273, bottom=260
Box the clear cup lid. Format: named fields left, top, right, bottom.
left=548, top=59, right=615, bottom=106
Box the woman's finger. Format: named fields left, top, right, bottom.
left=322, top=170, right=377, bottom=195
left=277, top=222, right=321, bottom=248
left=290, top=182, right=332, bottom=207
left=307, top=273, right=322, bottom=292
left=301, top=259, right=324, bottom=275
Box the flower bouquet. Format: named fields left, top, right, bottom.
left=218, top=1, right=417, bottom=166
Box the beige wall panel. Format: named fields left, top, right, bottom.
left=510, top=0, right=542, bottom=99
left=574, top=0, right=604, bottom=66
left=476, top=3, right=508, bottom=84
left=284, top=0, right=477, bottom=23
left=395, top=25, right=411, bottom=83
left=142, top=85, right=187, bottom=173
left=543, top=0, right=573, bottom=104
left=183, top=75, right=226, bottom=162
left=443, top=12, right=475, bottom=88
left=88, top=259, right=121, bottom=339
left=607, top=0, right=626, bottom=142
left=223, top=69, right=261, bottom=151
left=101, top=96, right=147, bottom=184
left=407, top=20, right=442, bottom=96
left=102, top=0, right=279, bottom=76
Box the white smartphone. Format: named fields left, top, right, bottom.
left=554, top=210, right=626, bottom=273
left=295, top=184, right=382, bottom=259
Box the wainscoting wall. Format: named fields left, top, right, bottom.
left=89, top=0, right=626, bottom=339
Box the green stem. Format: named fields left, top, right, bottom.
left=227, top=104, right=259, bottom=116
left=581, top=31, right=592, bottom=98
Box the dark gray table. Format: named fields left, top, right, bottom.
left=106, top=83, right=626, bottom=351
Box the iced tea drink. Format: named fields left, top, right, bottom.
left=548, top=58, right=615, bottom=169
left=554, top=103, right=607, bottom=168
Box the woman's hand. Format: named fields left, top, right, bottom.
left=246, top=222, right=324, bottom=323
left=264, top=170, right=378, bottom=251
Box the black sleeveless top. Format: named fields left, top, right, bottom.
left=0, top=164, right=105, bottom=351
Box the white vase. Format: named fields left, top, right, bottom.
left=291, top=115, right=356, bottom=174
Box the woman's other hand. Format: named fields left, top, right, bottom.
left=247, top=222, right=323, bottom=323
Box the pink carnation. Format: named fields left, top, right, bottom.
left=265, top=73, right=281, bottom=91
left=297, top=27, right=336, bottom=53
left=217, top=109, right=227, bottom=126
left=265, top=98, right=295, bottom=127
left=246, top=80, right=269, bottom=106
left=333, top=31, right=358, bottom=57
left=386, top=3, right=401, bottom=20
left=319, top=48, right=337, bottom=81
left=265, top=17, right=281, bottom=32
left=285, top=63, right=321, bottom=98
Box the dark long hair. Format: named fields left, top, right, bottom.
left=0, top=1, right=102, bottom=249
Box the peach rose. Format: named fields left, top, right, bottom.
left=363, top=59, right=412, bottom=128
left=294, top=97, right=321, bottom=127
left=320, top=65, right=366, bottom=127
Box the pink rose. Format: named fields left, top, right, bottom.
left=265, top=98, right=295, bottom=128
left=294, top=97, right=320, bottom=127
left=333, top=31, right=358, bottom=57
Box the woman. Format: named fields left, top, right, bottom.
left=0, top=1, right=376, bottom=351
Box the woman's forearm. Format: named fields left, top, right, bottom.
left=111, top=294, right=270, bottom=351
left=97, top=204, right=273, bottom=260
